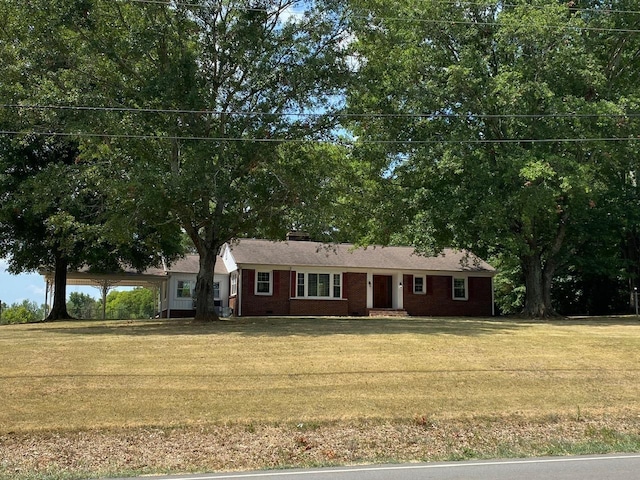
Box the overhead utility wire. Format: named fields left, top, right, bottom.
left=420, top=0, right=640, bottom=16
left=2, top=104, right=638, bottom=120
left=123, top=0, right=640, bottom=33
left=127, top=0, right=640, bottom=16
left=0, top=130, right=637, bottom=145
left=126, top=0, right=304, bottom=11
left=353, top=13, right=640, bottom=34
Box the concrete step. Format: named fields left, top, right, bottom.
left=368, top=309, right=409, bottom=317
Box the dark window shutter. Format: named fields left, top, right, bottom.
left=427, top=276, right=434, bottom=295
left=274, top=271, right=280, bottom=296
left=406, top=275, right=413, bottom=293
left=342, top=273, right=348, bottom=299
left=247, top=269, right=255, bottom=294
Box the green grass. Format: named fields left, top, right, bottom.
left=1, top=316, right=639, bottom=433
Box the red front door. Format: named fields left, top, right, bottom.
left=373, top=275, right=392, bottom=308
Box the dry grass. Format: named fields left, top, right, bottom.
left=1, top=316, right=639, bottom=432
left=1, top=316, right=639, bottom=479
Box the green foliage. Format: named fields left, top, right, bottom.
left=491, top=255, right=526, bottom=316
left=0, top=1, right=184, bottom=320
left=0, top=300, right=45, bottom=324
left=347, top=0, right=640, bottom=316
left=66, top=292, right=99, bottom=319
left=104, top=288, right=156, bottom=320
left=50, top=0, right=353, bottom=320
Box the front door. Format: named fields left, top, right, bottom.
left=373, top=275, right=393, bottom=308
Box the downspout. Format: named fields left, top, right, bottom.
left=166, top=278, right=172, bottom=319
left=237, top=268, right=242, bottom=317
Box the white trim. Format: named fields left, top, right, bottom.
left=413, top=275, right=426, bottom=295
left=452, top=276, right=468, bottom=301
left=221, top=243, right=239, bottom=273
left=175, top=278, right=194, bottom=299
left=236, top=263, right=496, bottom=278
left=293, top=269, right=343, bottom=299
left=255, top=270, right=273, bottom=296
left=230, top=272, right=238, bottom=296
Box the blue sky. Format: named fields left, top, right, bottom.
left=0, top=258, right=98, bottom=306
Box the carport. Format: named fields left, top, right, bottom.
left=39, top=266, right=169, bottom=319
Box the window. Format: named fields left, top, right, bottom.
left=296, top=272, right=341, bottom=298
left=177, top=280, right=193, bottom=298
left=256, top=271, right=272, bottom=295
left=413, top=276, right=425, bottom=294
left=309, top=273, right=330, bottom=297
left=333, top=274, right=341, bottom=298
left=453, top=277, right=467, bottom=300
left=213, top=282, right=220, bottom=300
left=230, top=273, right=238, bottom=296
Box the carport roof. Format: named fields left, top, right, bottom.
left=40, top=254, right=228, bottom=288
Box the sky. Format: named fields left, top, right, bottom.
left=0, top=258, right=98, bottom=306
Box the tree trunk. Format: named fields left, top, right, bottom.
left=522, top=253, right=557, bottom=318
left=45, top=253, right=73, bottom=321
left=193, top=246, right=221, bottom=322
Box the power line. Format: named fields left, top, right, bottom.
left=354, top=13, right=640, bottom=34
left=127, top=0, right=640, bottom=17
left=1, top=129, right=638, bottom=145
left=121, top=0, right=640, bottom=33
left=2, top=104, right=637, bottom=120
left=126, top=0, right=299, bottom=10
left=423, top=0, right=640, bottom=16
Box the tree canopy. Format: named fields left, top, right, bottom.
left=2, top=0, right=640, bottom=318
left=346, top=0, right=640, bottom=316
left=42, top=0, right=355, bottom=321
left=0, top=1, right=184, bottom=320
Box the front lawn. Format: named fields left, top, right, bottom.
left=1, top=316, right=639, bottom=479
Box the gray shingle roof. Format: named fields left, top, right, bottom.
left=145, top=255, right=228, bottom=275
left=227, top=239, right=495, bottom=274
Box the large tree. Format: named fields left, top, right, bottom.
left=347, top=0, right=640, bottom=316
left=0, top=135, right=183, bottom=320
left=0, top=2, right=183, bottom=320
left=47, top=0, right=353, bottom=321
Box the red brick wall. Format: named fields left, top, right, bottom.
left=241, top=269, right=291, bottom=316
left=238, top=269, right=492, bottom=317
left=403, top=274, right=493, bottom=316
left=229, top=296, right=237, bottom=315
left=345, top=272, right=367, bottom=316
left=290, top=299, right=349, bottom=316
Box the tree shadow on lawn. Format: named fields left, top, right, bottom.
left=26, top=315, right=638, bottom=338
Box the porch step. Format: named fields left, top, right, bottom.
left=368, top=309, right=409, bottom=318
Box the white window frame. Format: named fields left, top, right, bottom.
left=255, top=271, right=273, bottom=296
left=230, top=273, right=238, bottom=296
left=176, top=280, right=193, bottom=299
left=297, top=272, right=305, bottom=297
left=453, top=277, right=468, bottom=300
left=413, top=275, right=426, bottom=295
left=295, top=271, right=342, bottom=299
left=213, top=281, right=220, bottom=300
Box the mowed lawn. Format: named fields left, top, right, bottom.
left=1, top=316, right=639, bottom=433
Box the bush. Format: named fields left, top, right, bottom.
left=0, top=300, right=45, bottom=324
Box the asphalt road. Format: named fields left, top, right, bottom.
left=108, top=454, right=640, bottom=480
